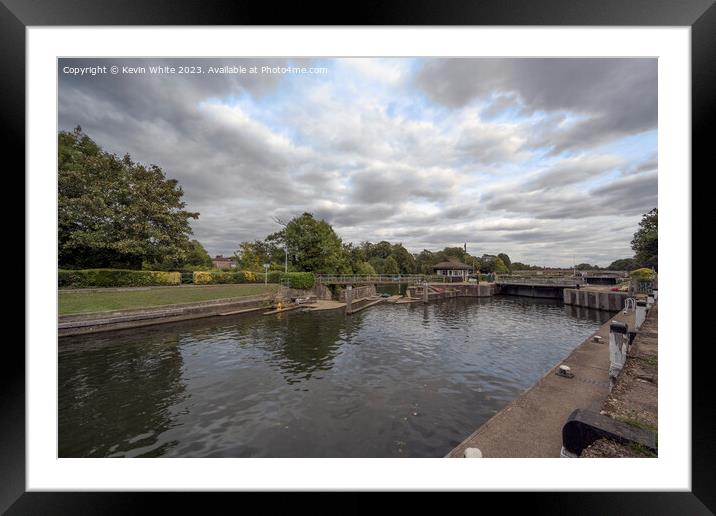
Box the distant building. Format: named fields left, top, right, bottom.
left=432, top=261, right=474, bottom=281
left=212, top=255, right=236, bottom=270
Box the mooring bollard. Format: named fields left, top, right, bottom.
left=345, top=285, right=353, bottom=314
left=646, top=293, right=655, bottom=309
left=423, top=281, right=429, bottom=304
left=653, top=288, right=658, bottom=301
left=636, top=300, right=647, bottom=330
left=609, top=321, right=629, bottom=390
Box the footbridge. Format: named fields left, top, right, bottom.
left=316, top=274, right=447, bottom=285
left=495, top=276, right=585, bottom=299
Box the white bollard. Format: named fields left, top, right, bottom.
left=609, top=321, right=629, bottom=390
left=635, top=300, right=647, bottom=329
left=464, top=447, right=483, bottom=458
left=345, top=285, right=353, bottom=314
left=646, top=293, right=655, bottom=309
left=653, top=288, right=658, bottom=301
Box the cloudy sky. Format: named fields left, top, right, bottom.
left=58, top=58, right=657, bottom=267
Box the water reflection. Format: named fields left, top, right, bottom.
left=59, top=296, right=614, bottom=457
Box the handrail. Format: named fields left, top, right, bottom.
left=316, top=274, right=448, bottom=284
left=496, top=276, right=585, bottom=286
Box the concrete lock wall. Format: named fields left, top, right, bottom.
left=497, top=284, right=563, bottom=299
left=563, top=289, right=628, bottom=311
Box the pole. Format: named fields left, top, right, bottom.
left=285, top=244, right=288, bottom=274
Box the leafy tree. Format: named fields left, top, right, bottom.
left=479, top=254, right=498, bottom=273
left=383, top=256, right=400, bottom=275
left=236, top=240, right=283, bottom=271
left=355, top=261, right=377, bottom=275
left=607, top=258, right=637, bottom=271
left=575, top=263, right=596, bottom=270
left=266, top=213, right=347, bottom=273
left=494, top=256, right=509, bottom=274
left=368, top=257, right=385, bottom=274
left=368, top=241, right=393, bottom=259
left=59, top=127, right=198, bottom=269
left=497, top=253, right=512, bottom=272
left=631, top=208, right=658, bottom=270
left=184, top=240, right=213, bottom=268
left=389, top=244, right=416, bottom=274
left=414, top=249, right=436, bottom=274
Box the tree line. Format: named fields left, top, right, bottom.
left=235, top=212, right=514, bottom=275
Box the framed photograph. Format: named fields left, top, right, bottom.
left=8, top=0, right=712, bottom=511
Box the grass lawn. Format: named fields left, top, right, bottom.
left=59, top=283, right=279, bottom=315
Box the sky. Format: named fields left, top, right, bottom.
left=58, top=58, right=657, bottom=267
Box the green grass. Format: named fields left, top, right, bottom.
left=59, top=283, right=279, bottom=315
left=628, top=442, right=657, bottom=458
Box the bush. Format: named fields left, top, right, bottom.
left=630, top=268, right=656, bottom=281
left=180, top=271, right=194, bottom=284
left=192, top=270, right=263, bottom=285
left=281, top=272, right=315, bottom=289
left=58, top=269, right=181, bottom=288
left=267, top=271, right=283, bottom=283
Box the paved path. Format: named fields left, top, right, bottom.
left=448, top=309, right=634, bottom=458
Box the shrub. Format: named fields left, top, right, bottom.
left=58, top=269, right=180, bottom=288
left=192, top=270, right=264, bottom=285
left=629, top=268, right=656, bottom=281
left=180, top=271, right=194, bottom=284
left=281, top=272, right=315, bottom=289
left=267, top=271, right=283, bottom=283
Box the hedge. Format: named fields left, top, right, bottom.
left=59, top=269, right=181, bottom=288
left=280, top=272, right=315, bottom=289
left=267, top=271, right=283, bottom=284
left=192, top=270, right=261, bottom=285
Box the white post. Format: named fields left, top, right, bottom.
left=609, top=321, right=629, bottom=390
left=345, top=285, right=353, bottom=314
left=646, top=293, right=654, bottom=309
left=423, top=281, right=429, bottom=304
left=636, top=300, right=647, bottom=329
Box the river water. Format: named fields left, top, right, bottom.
left=58, top=296, right=612, bottom=457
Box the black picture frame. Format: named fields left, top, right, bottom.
left=5, top=0, right=711, bottom=512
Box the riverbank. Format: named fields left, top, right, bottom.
left=582, top=302, right=658, bottom=457
left=448, top=308, right=635, bottom=458
left=58, top=293, right=275, bottom=337
left=59, top=283, right=279, bottom=315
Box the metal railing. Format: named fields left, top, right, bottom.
left=316, top=274, right=448, bottom=284
left=496, top=275, right=585, bottom=286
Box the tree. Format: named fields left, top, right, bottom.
left=497, top=253, right=512, bottom=272
left=631, top=208, right=658, bottom=270
left=355, top=261, right=377, bottom=275
left=607, top=258, right=637, bottom=271
left=389, top=244, right=416, bottom=274
left=414, top=249, right=436, bottom=274
left=494, top=256, right=509, bottom=274
left=59, top=127, right=199, bottom=269
left=184, top=240, right=213, bottom=268
left=479, top=254, right=498, bottom=273
left=368, top=257, right=385, bottom=274
left=266, top=212, right=347, bottom=273
left=575, top=263, right=596, bottom=270
left=236, top=240, right=283, bottom=271
left=383, top=256, right=400, bottom=274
